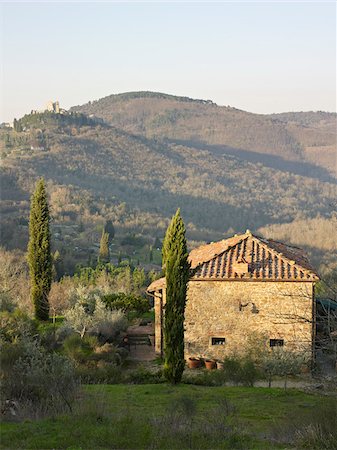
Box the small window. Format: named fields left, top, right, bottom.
left=270, top=339, right=284, bottom=347
left=211, top=337, right=226, bottom=345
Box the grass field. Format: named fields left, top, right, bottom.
left=1, top=384, right=332, bottom=449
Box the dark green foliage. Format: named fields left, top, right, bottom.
left=0, top=309, right=37, bottom=343
left=15, top=111, right=97, bottom=131
left=220, top=357, right=261, bottom=387
left=76, top=364, right=123, bottom=384
left=182, top=357, right=260, bottom=387
left=1, top=339, right=77, bottom=413
left=27, top=178, right=52, bottom=320
left=102, top=293, right=150, bottom=314
left=63, top=334, right=98, bottom=365
left=162, top=209, right=190, bottom=384
left=182, top=370, right=229, bottom=386
left=104, top=219, right=115, bottom=243
left=316, top=267, right=337, bottom=301
left=121, top=234, right=146, bottom=247
left=126, top=366, right=164, bottom=384
left=99, top=230, right=110, bottom=263
left=72, top=263, right=150, bottom=295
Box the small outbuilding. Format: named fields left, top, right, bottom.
left=147, top=231, right=319, bottom=361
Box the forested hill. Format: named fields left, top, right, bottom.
left=71, top=91, right=337, bottom=178
left=1, top=93, right=336, bottom=273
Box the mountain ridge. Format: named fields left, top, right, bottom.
left=1, top=92, right=336, bottom=272
left=70, top=91, right=336, bottom=177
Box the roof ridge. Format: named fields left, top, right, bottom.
left=189, top=234, right=247, bottom=269
left=250, top=235, right=314, bottom=276
left=266, top=237, right=306, bottom=252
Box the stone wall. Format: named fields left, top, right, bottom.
left=155, top=280, right=314, bottom=360
left=184, top=281, right=314, bottom=360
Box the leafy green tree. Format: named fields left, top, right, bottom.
left=27, top=178, right=52, bottom=320
left=162, top=208, right=190, bottom=384
left=99, top=230, right=110, bottom=263
left=104, top=219, right=115, bottom=244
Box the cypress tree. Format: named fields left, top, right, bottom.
left=99, top=230, right=110, bottom=263
left=162, top=208, right=190, bottom=384
left=27, top=178, right=52, bottom=320
left=104, top=219, right=115, bottom=244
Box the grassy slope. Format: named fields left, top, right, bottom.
left=1, top=384, right=327, bottom=449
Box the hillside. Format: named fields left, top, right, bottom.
left=71, top=91, right=336, bottom=178
left=1, top=95, right=336, bottom=273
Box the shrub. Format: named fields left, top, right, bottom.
left=1, top=339, right=78, bottom=414
left=63, top=334, right=97, bottom=365
left=184, top=356, right=260, bottom=387
left=0, top=309, right=37, bottom=343
left=102, top=293, right=150, bottom=315
left=64, top=295, right=127, bottom=341
left=126, top=366, right=165, bottom=384
left=0, top=292, right=15, bottom=313
left=63, top=334, right=128, bottom=370
left=261, top=349, right=306, bottom=388
left=239, top=359, right=261, bottom=387
left=183, top=369, right=228, bottom=386
left=223, top=357, right=242, bottom=385
left=222, top=356, right=260, bottom=386
left=91, top=342, right=128, bottom=366
left=76, top=364, right=123, bottom=384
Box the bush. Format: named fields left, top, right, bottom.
left=0, top=309, right=37, bottom=343
left=63, top=334, right=97, bottom=365
left=126, top=366, right=165, bottom=384
left=63, top=334, right=128, bottom=370
left=183, top=370, right=228, bottom=386
left=64, top=295, right=127, bottom=341
left=223, top=356, right=260, bottom=386
left=183, top=357, right=260, bottom=387
left=223, top=357, right=242, bottom=385
left=1, top=339, right=78, bottom=414
left=261, top=349, right=306, bottom=388
left=239, top=359, right=260, bottom=387
left=102, top=293, right=150, bottom=315
left=76, top=364, right=123, bottom=384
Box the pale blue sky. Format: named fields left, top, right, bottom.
left=1, top=2, right=336, bottom=122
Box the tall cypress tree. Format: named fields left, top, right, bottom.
left=27, top=178, right=52, bottom=320
left=99, top=230, right=110, bottom=263
left=104, top=219, right=115, bottom=244
left=162, top=208, right=190, bottom=384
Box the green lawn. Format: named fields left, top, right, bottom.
left=0, top=384, right=329, bottom=449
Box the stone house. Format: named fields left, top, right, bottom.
left=147, top=231, right=319, bottom=361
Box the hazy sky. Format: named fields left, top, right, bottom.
left=1, top=2, right=336, bottom=122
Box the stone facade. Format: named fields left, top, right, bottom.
left=149, top=232, right=318, bottom=361
left=185, top=280, right=314, bottom=359
left=154, top=280, right=314, bottom=360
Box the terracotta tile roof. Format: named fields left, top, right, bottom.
left=147, top=277, right=166, bottom=292
left=147, top=231, right=319, bottom=292
left=192, top=231, right=319, bottom=281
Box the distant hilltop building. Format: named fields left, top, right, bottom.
left=31, top=100, right=67, bottom=115
left=46, top=100, right=60, bottom=113
left=0, top=122, right=13, bottom=129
